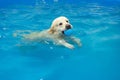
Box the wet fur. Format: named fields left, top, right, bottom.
left=14, top=16, right=82, bottom=49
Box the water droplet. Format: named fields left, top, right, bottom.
left=61, top=56, right=64, bottom=59
left=50, top=47, right=53, bottom=49
left=40, top=78, right=43, bottom=80
left=0, top=35, right=2, bottom=39
left=2, top=27, right=7, bottom=30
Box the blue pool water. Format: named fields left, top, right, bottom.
left=0, top=0, right=120, bottom=80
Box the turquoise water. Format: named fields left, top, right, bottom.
left=0, top=1, right=120, bottom=80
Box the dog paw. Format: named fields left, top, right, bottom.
left=78, top=43, right=82, bottom=47
left=67, top=44, right=74, bottom=49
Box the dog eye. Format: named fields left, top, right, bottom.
left=66, top=20, right=69, bottom=23
left=59, top=23, right=63, bottom=25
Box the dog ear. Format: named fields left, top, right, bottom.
left=49, top=25, right=55, bottom=34
left=48, top=19, right=57, bottom=34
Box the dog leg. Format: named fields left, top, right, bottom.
left=70, top=37, right=82, bottom=47
left=57, top=39, right=74, bottom=49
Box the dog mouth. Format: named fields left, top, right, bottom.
left=62, top=28, right=71, bottom=35
left=62, top=25, right=72, bottom=35
left=62, top=31, right=65, bottom=34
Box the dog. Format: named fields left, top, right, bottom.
left=15, top=16, right=82, bottom=49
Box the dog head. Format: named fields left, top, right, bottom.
left=49, top=16, right=72, bottom=35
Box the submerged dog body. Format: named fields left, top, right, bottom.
left=22, top=16, right=81, bottom=49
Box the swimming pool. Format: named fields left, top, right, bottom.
left=0, top=0, right=120, bottom=80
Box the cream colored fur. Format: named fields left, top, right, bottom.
left=14, top=16, right=82, bottom=49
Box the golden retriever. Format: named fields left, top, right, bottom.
left=15, top=16, right=82, bottom=49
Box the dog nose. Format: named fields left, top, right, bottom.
left=66, top=24, right=71, bottom=29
